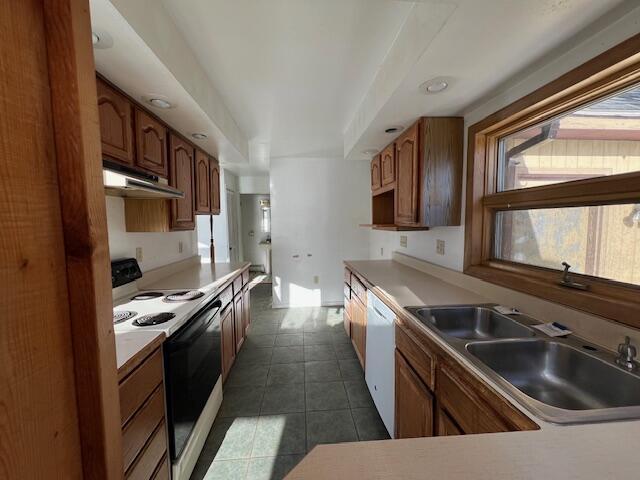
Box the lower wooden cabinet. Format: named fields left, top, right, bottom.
left=242, top=285, right=251, bottom=337
left=394, top=322, right=539, bottom=439
left=234, top=292, right=245, bottom=352
left=221, top=303, right=235, bottom=382
left=350, top=294, right=367, bottom=369
left=343, top=283, right=351, bottom=336
left=118, top=345, right=169, bottom=480
left=437, top=406, right=463, bottom=436
left=395, top=350, right=434, bottom=439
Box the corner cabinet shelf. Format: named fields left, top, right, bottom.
left=364, top=117, right=463, bottom=230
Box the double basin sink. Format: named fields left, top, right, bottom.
left=405, top=305, right=640, bottom=424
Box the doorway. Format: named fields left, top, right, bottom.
left=227, top=189, right=240, bottom=263
left=240, top=194, right=272, bottom=285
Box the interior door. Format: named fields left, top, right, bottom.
left=227, top=189, right=240, bottom=262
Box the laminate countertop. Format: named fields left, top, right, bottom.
left=286, top=259, right=640, bottom=479
left=114, top=260, right=250, bottom=374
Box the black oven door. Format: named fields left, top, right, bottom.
left=164, top=297, right=222, bottom=461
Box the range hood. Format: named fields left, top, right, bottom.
left=103, top=161, right=184, bottom=199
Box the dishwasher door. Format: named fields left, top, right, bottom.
left=365, top=291, right=396, bottom=437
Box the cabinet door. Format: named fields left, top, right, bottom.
left=395, top=122, right=420, bottom=225
left=370, top=155, right=381, bottom=192
left=97, top=78, right=134, bottom=166
left=194, top=149, right=211, bottom=214
left=234, top=294, right=244, bottom=353
left=210, top=157, right=221, bottom=215
left=395, top=350, right=434, bottom=439
left=135, top=108, right=168, bottom=177
left=221, top=305, right=235, bottom=382
left=351, top=296, right=366, bottom=369
left=381, top=143, right=395, bottom=186
left=437, top=407, right=463, bottom=436
left=168, top=134, right=195, bottom=230
left=242, top=286, right=251, bottom=337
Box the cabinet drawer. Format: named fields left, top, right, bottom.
left=119, top=348, right=163, bottom=425
left=242, top=269, right=249, bottom=286
left=351, top=276, right=366, bottom=303
left=344, top=268, right=351, bottom=285
left=122, top=386, right=165, bottom=471
left=395, top=325, right=434, bottom=390
left=126, top=420, right=167, bottom=480
left=218, top=285, right=233, bottom=310
left=151, top=455, right=170, bottom=480
left=233, top=275, right=243, bottom=297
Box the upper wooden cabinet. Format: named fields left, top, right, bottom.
left=395, top=122, right=420, bottom=226
left=210, top=158, right=221, bottom=215
left=367, top=117, right=463, bottom=230
left=134, top=108, right=168, bottom=177
left=371, top=154, right=382, bottom=192
left=169, top=134, right=195, bottom=230
left=97, top=78, right=134, bottom=166
left=194, top=149, right=211, bottom=214
left=381, top=143, right=395, bottom=187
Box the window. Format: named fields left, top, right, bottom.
left=465, top=35, right=640, bottom=328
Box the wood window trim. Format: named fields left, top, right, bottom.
left=464, top=33, right=640, bottom=329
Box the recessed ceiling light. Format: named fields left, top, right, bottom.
left=362, top=149, right=378, bottom=157
left=385, top=126, right=403, bottom=134
left=421, top=77, right=450, bottom=94
left=148, top=98, right=172, bottom=109
left=192, top=133, right=208, bottom=140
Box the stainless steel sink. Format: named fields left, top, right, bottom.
left=404, top=303, right=640, bottom=424
left=466, top=339, right=640, bottom=411
left=408, top=306, right=535, bottom=340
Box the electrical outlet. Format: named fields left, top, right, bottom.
left=436, top=239, right=445, bottom=255
left=400, top=235, right=408, bottom=248
left=313, top=275, right=319, bottom=284
left=380, top=247, right=384, bottom=257
left=178, top=241, right=183, bottom=254
left=135, top=247, right=143, bottom=262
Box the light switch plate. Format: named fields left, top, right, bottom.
left=135, top=247, right=143, bottom=262
left=400, top=235, right=408, bottom=248
left=178, top=241, right=184, bottom=253
left=313, top=275, right=319, bottom=284
left=436, top=239, right=445, bottom=255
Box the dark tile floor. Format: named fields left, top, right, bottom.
left=190, top=284, right=389, bottom=480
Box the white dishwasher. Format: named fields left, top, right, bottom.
left=365, top=290, right=396, bottom=438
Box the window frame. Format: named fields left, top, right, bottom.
left=464, top=33, right=640, bottom=329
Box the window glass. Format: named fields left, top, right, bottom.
left=494, top=204, right=640, bottom=286
left=498, top=85, right=640, bottom=192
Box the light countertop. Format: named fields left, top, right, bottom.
left=114, top=259, right=250, bottom=375
left=286, top=258, right=640, bottom=479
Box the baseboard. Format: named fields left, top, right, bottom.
left=172, top=375, right=223, bottom=480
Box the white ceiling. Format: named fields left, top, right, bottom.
left=91, top=0, right=633, bottom=175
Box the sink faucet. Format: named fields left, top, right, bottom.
left=616, top=336, right=638, bottom=371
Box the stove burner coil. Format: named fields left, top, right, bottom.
left=133, top=312, right=176, bottom=326
left=113, top=311, right=137, bottom=324
left=163, top=290, right=205, bottom=302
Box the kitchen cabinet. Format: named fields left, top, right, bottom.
left=350, top=294, right=367, bottom=369
left=97, top=78, right=134, bottom=166
left=194, top=149, right=211, bottom=214
left=118, top=345, right=169, bottom=480
left=343, top=283, right=351, bottom=336
left=366, top=117, right=463, bottom=230
left=395, top=321, right=538, bottom=438
left=168, top=133, right=196, bottom=230
left=234, top=292, right=245, bottom=352
left=134, top=108, right=168, bottom=177
left=395, top=122, right=420, bottom=226
left=371, top=154, right=382, bottom=192
left=381, top=143, right=395, bottom=187
left=437, top=407, right=463, bottom=436
left=221, top=303, right=235, bottom=382
left=242, top=285, right=251, bottom=338
left=210, top=157, right=221, bottom=215
left=395, top=350, right=434, bottom=439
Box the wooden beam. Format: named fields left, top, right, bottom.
left=43, top=1, right=122, bottom=479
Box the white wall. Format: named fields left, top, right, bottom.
left=368, top=8, right=640, bottom=271
left=239, top=175, right=270, bottom=194
left=271, top=157, right=371, bottom=307
left=240, top=194, right=270, bottom=270
left=106, top=196, right=197, bottom=272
